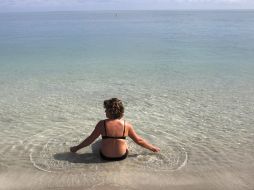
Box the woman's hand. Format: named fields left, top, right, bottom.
left=151, top=146, right=160, bottom=153
left=70, top=146, right=78, bottom=153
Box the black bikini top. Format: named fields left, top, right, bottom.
left=102, top=120, right=126, bottom=140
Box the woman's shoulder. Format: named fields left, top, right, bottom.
left=96, top=119, right=132, bottom=128
left=95, top=120, right=105, bottom=128
left=123, top=120, right=133, bottom=130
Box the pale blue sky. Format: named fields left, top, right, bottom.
left=0, top=0, right=254, bottom=12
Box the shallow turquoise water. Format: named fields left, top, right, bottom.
left=0, top=10, right=254, bottom=189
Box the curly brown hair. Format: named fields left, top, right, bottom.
left=104, top=98, right=124, bottom=119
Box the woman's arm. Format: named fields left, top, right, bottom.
left=70, top=121, right=102, bottom=153
left=128, top=124, right=160, bottom=153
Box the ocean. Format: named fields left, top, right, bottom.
left=0, top=10, right=254, bottom=190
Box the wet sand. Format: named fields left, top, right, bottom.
left=1, top=166, right=253, bottom=190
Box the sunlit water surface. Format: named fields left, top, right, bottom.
left=0, top=10, right=254, bottom=190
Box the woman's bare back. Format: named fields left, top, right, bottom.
left=100, top=119, right=128, bottom=157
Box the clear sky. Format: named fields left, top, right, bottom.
left=0, top=0, right=254, bottom=12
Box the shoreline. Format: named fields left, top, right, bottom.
left=1, top=167, right=253, bottom=190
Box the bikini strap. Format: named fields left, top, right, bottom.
left=104, top=120, right=107, bottom=136
left=122, top=120, right=126, bottom=137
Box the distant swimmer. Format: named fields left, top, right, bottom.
left=70, top=98, right=160, bottom=161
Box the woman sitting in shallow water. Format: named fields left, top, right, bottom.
left=70, top=98, right=160, bottom=161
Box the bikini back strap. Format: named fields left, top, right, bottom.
left=122, top=120, right=126, bottom=137
left=104, top=120, right=107, bottom=136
